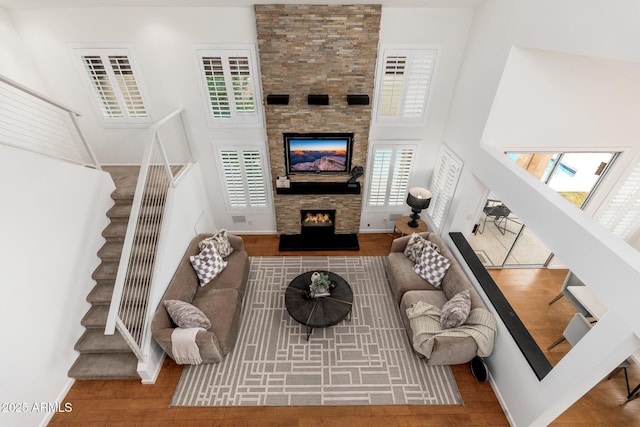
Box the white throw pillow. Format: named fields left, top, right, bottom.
left=198, top=229, right=234, bottom=258
left=413, top=243, right=451, bottom=287
left=190, top=243, right=227, bottom=286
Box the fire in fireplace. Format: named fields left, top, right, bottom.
left=300, top=209, right=336, bottom=236
left=303, top=212, right=333, bottom=225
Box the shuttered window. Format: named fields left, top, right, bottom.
left=196, top=47, right=262, bottom=126
left=76, top=49, right=149, bottom=124
left=367, top=144, right=416, bottom=207
left=218, top=146, right=269, bottom=210
left=597, top=160, right=640, bottom=240
left=428, top=145, right=463, bottom=231
left=374, top=47, right=438, bottom=125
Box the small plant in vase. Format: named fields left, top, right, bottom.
left=310, top=272, right=332, bottom=298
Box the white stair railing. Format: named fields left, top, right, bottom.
left=0, top=74, right=100, bottom=169
left=105, top=108, right=193, bottom=360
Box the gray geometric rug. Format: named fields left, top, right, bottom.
left=170, top=256, right=463, bottom=407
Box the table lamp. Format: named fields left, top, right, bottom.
left=406, top=187, right=432, bottom=227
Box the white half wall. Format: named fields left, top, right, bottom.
left=0, top=146, right=115, bottom=427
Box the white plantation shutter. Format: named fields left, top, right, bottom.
left=598, top=161, right=640, bottom=240
left=428, top=145, right=463, bottom=231
left=367, top=145, right=416, bottom=207
left=374, top=47, right=437, bottom=125
left=77, top=49, right=149, bottom=124
left=201, top=57, right=231, bottom=118
left=196, top=47, right=261, bottom=126
left=219, top=147, right=269, bottom=210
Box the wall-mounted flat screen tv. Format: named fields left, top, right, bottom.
left=284, top=132, right=353, bottom=174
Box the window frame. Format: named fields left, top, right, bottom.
left=74, top=46, right=152, bottom=127
left=365, top=142, right=418, bottom=209
left=372, top=45, right=439, bottom=126
left=214, top=143, right=272, bottom=213
left=194, top=44, right=264, bottom=128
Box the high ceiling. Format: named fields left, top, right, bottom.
left=0, top=0, right=484, bottom=9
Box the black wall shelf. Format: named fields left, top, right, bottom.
left=275, top=181, right=360, bottom=195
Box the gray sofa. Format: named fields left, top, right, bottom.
left=151, top=233, right=250, bottom=363
left=386, top=232, right=489, bottom=365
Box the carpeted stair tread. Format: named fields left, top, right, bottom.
left=92, top=261, right=119, bottom=281
left=102, top=220, right=161, bottom=240
left=102, top=220, right=128, bottom=240
left=87, top=282, right=115, bottom=305
left=68, top=353, right=140, bottom=380
left=107, top=202, right=164, bottom=220
left=98, top=241, right=157, bottom=261
left=81, top=305, right=110, bottom=327
left=103, top=166, right=139, bottom=200
left=75, top=329, right=131, bottom=353
left=107, top=202, right=133, bottom=219
left=98, top=241, right=125, bottom=260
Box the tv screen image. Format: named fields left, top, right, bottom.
left=284, top=133, right=353, bottom=174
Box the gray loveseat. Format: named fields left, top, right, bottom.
left=385, top=232, right=491, bottom=365
left=151, top=233, right=250, bottom=363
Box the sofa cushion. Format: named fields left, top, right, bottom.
left=387, top=253, right=440, bottom=304
left=192, top=288, right=242, bottom=356
left=413, top=243, right=451, bottom=287
left=440, top=290, right=471, bottom=329
left=190, top=243, right=227, bottom=286
left=199, top=229, right=234, bottom=258
left=164, top=299, right=211, bottom=329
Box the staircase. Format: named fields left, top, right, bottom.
left=68, top=166, right=144, bottom=380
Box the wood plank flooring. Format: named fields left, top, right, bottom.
left=49, top=233, right=639, bottom=426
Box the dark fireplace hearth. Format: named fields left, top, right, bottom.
left=278, top=209, right=359, bottom=251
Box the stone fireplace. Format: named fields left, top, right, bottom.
left=255, top=4, right=381, bottom=242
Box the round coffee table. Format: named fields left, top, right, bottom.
left=284, top=270, right=354, bottom=340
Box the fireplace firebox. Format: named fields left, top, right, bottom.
left=301, top=209, right=335, bottom=237
left=278, top=209, right=358, bottom=251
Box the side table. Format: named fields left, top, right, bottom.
left=394, top=215, right=428, bottom=236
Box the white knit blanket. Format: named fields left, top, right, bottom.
left=406, top=301, right=497, bottom=359
left=171, top=327, right=204, bottom=365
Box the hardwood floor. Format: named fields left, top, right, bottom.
left=490, top=268, right=640, bottom=426
left=49, top=233, right=639, bottom=426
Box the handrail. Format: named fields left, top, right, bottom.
left=105, top=108, right=193, bottom=362
left=0, top=74, right=80, bottom=115
left=0, top=73, right=101, bottom=169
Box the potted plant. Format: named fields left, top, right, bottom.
left=310, top=272, right=332, bottom=298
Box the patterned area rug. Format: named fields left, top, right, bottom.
left=170, top=256, right=462, bottom=406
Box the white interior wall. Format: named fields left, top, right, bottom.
left=0, top=146, right=115, bottom=427
left=0, top=8, right=44, bottom=90
left=442, top=0, right=640, bottom=425
left=361, top=7, right=475, bottom=232
left=8, top=6, right=270, bottom=233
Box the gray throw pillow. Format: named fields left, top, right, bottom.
left=404, top=233, right=441, bottom=263
left=164, top=299, right=211, bottom=329
left=199, top=229, right=234, bottom=258
left=440, top=290, right=471, bottom=329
